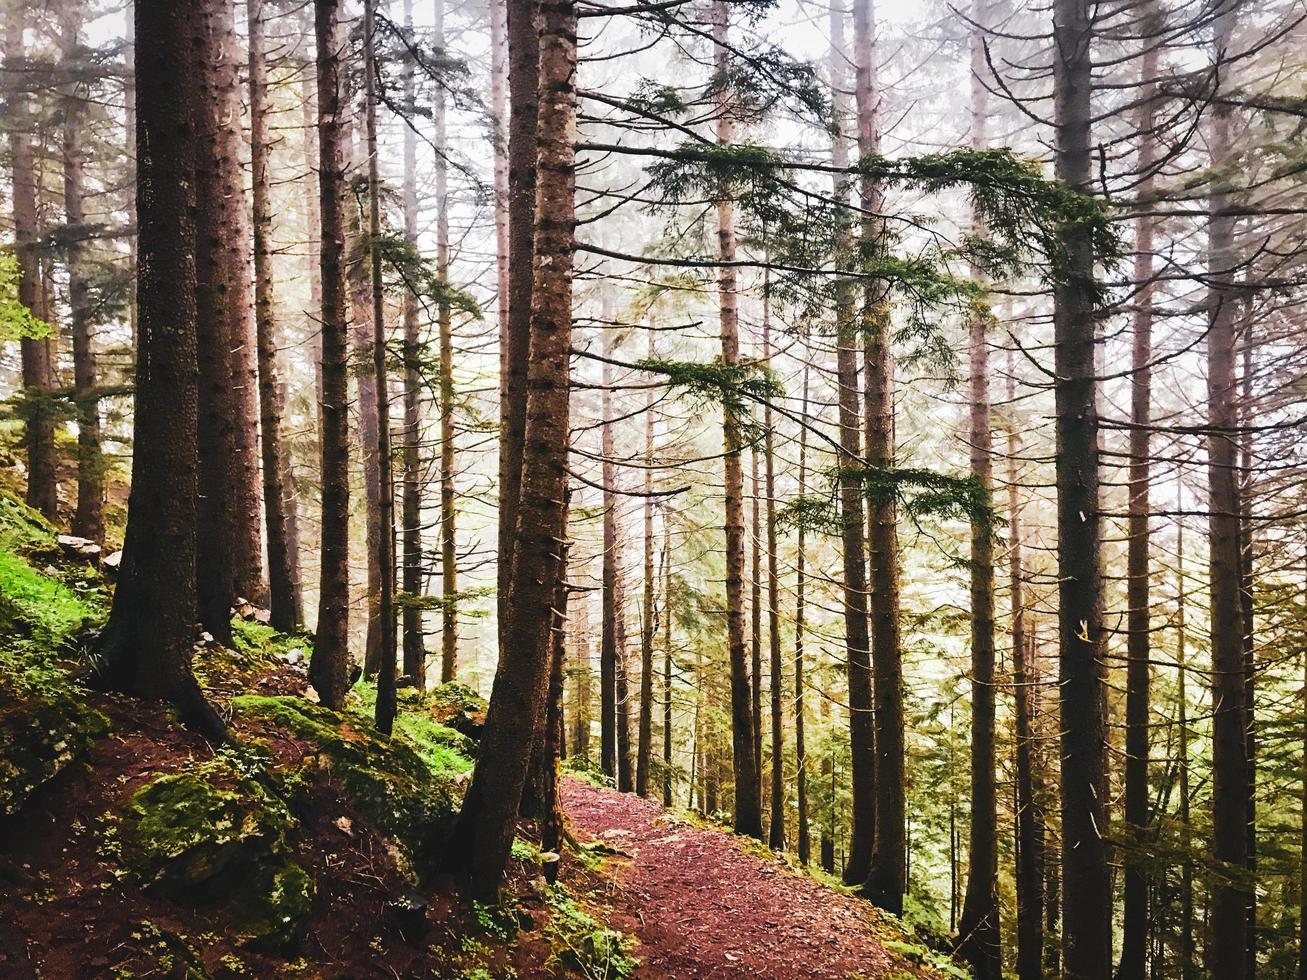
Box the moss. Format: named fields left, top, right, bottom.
left=425, top=680, right=488, bottom=740
left=355, top=680, right=476, bottom=774
left=125, top=753, right=314, bottom=949
left=0, top=493, right=109, bottom=814
left=231, top=694, right=468, bottom=875
left=544, top=886, right=638, bottom=980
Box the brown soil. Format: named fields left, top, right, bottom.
left=561, top=778, right=902, bottom=979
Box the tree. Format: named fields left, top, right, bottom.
left=434, top=0, right=458, bottom=685
left=955, top=6, right=999, bottom=970
left=712, top=0, right=762, bottom=841
left=57, top=8, right=103, bottom=544
left=830, top=0, right=876, bottom=885
left=193, top=0, right=266, bottom=642
left=308, top=0, right=353, bottom=710
left=637, top=330, right=657, bottom=798
left=854, top=0, right=906, bottom=915
left=441, top=0, right=578, bottom=901
left=1051, top=0, right=1112, bottom=971
left=1117, top=5, right=1161, bottom=975
left=400, top=0, right=424, bottom=684
left=1205, top=4, right=1251, bottom=974
left=5, top=6, right=58, bottom=522
left=248, top=0, right=302, bottom=633
left=364, top=0, right=398, bottom=735
left=94, top=0, right=225, bottom=745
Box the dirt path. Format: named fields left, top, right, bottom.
left=562, top=778, right=898, bottom=979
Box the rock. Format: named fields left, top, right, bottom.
left=426, top=681, right=488, bottom=741
left=230, top=695, right=468, bottom=877
left=103, top=550, right=123, bottom=574
left=125, top=756, right=315, bottom=950
left=56, top=534, right=101, bottom=567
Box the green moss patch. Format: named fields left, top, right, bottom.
left=126, top=752, right=314, bottom=948
left=544, top=885, right=638, bottom=979
left=231, top=694, right=469, bottom=875
left=0, top=491, right=109, bottom=815
left=424, top=681, right=487, bottom=740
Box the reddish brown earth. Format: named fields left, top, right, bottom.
left=562, top=778, right=900, bottom=979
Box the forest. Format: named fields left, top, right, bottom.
left=0, top=0, right=1304, bottom=976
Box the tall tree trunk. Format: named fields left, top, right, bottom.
left=663, top=520, right=674, bottom=806
left=853, top=0, right=905, bottom=915
left=435, top=0, right=458, bottom=685
left=5, top=10, right=59, bottom=522
left=490, top=0, right=510, bottom=367
left=795, top=362, right=811, bottom=865
left=830, top=0, right=876, bottom=884
left=194, top=0, right=268, bottom=644
left=95, top=0, right=226, bottom=744
left=308, top=0, right=353, bottom=709
left=1237, top=335, right=1256, bottom=978
left=365, top=0, right=398, bottom=734
left=1052, top=0, right=1112, bottom=972
left=541, top=539, right=570, bottom=884
left=956, top=7, right=999, bottom=972
left=1206, top=7, right=1250, bottom=977
left=59, top=11, right=103, bottom=543
left=572, top=588, right=591, bottom=758
left=601, top=332, right=622, bottom=782
left=440, top=0, right=576, bottom=899
left=350, top=113, right=384, bottom=678
left=1008, top=353, right=1043, bottom=980
left=400, top=0, right=425, bottom=686
left=1118, top=10, right=1160, bottom=975
left=712, top=0, right=762, bottom=840
left=1176, top=504, right=1196, bottom=980
left=751, top=443, right=764, bottom=798
left=497, top=0, right=539, bottom=651
left=764, top=293, right=785, bottom=850
left=637, top=331, right=657, bottom=797
left=249, top=0, right=302, bottom=633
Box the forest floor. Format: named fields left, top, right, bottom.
left=562, top=779, right=940, bottom=979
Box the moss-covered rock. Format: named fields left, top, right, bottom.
left=426, top=681, right=487, bottom=741
left=0, top=491, right=109, bottom=815
left=125, top=753, right=314, bottom=948
left=0, top=647, right=110, bottom=814
left=231, top=694, right=468, bottom=876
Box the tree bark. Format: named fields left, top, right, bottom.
left=794, top=362, right=811, bottom=865
left=1118, top=9, right=1160, bottom=975
left=58, top=11, right=103, bottom=543
left=1175, top=504, right=1196, bottom=980
left=248, top=0, right=302, bottom=633
left=5, top=10, right=59, bottom=523
left=193, top=0, right=266, bottom=627
left=853, top=0, right=905, bottom=915
left=1051, top=0, right=1112, bottom=972
left=434, top=0, right=458, bottom=685
left=636, top=330, right=657, bottom=797
left=440, top=0, right=576, bottom=899
left=1008, top=353, right=1043, bottom=980
left=308, top=0, right=353, bottom=709
left=497, top=0, right=539, bottom=651
left=712, top=0, right=762, bottom=840
left=956, top=7, right=999, bottom=973
left=764, top=294, right=785, bottom=851
left=364, top=0, right=398, bottom=734
left=1206, top=7, right=1250, bottom=975
left=830, top=0, right=875, bottom=885
left=401, top=0, right=425, bottom=687
left=662, top=519, right=674, bottom=807
left=751, top=443, right=763, bottom=798
left=601, top=331, right=625, bottom=784
left=95, top=0, right=226, bottom=745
